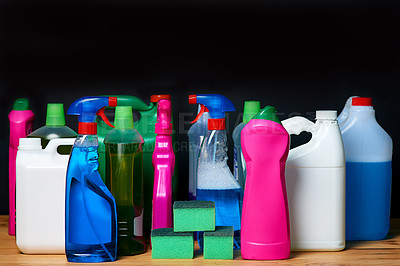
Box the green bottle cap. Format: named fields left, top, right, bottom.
left=46, top=103, right=66, bottom=126
left=252, top=106, right=282, bottom=124
left=114, top=106, right=134, bottom=129
left=243, top=101, right=261, bottom=124
left=13, top=98, right=30, bottom=111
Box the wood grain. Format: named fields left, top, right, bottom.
left=1, top=216, right=400, bottom=265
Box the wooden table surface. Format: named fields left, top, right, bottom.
left=1, top=215, right=400, bottom=265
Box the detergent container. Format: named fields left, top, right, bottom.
left=16, top=138, right=75, bottom=254
left=283, top=110, right=345, bottom=251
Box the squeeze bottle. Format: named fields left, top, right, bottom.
left=232, top=101, right=260, bottom=189
left=189, top=94, right=242, bottom=246
left=65, top=96, right=118, bottom=263
left=104, top=106, right=146, bottom=255
left=240, top=106, right=290, bottom=260
left=97, top=94, right=178, bottom=238
left=16, top=137, right=75, bottom=254
left=8, top=98, right=35, bottom=236
left=283, top=111, right=345, bottom=251
left=340, top=97, right=393, bottom=240
left=188, top=105, right=209, bottom=200
left=28, top=103, right=77, bottom=154
left=152, top=99, right=175, bottom=230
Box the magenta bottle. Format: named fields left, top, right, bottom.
left=152, top=99, right=175, bottom=230
left=241, top=106, right=290, bottom=260
left=8, top=98, right=35, bottom=236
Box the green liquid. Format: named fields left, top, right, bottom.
left=105, top=143, right=146, bottom=255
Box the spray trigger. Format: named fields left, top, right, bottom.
left=191, top=104, right=206, bottom=124
left=97, top=107, right=115, bottom=128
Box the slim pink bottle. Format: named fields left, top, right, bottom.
left=241, top=106, right=290, bottom=260
left=152, top=99, right=175, bottom=230
left=8, top=98, right=35, bottom=236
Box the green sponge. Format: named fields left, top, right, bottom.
left=151, top=228, right=194, bottom=259
left=203, top=226, right=234, bottom=260
left=173, top=201, right=215, bottom=232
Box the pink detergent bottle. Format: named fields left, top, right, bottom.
left=152, top=99, right=175, bottom=230
left=8, top=98, right=35, bottom=236
left=241, top=106, right=290, bottom=260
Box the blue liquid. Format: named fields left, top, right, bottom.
left=197, top=188, right=242, bottom=231
left=346, top=161, right=392, bottom=240
left=197, top=188, right=242, bottom=249
left=66, top=146, right=117, bottom=262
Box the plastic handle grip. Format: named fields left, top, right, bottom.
left=282, top=116, right=317, bottom=135
left=44, top=138, right=76, bottom=155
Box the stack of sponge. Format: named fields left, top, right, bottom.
left=151, top=201, right=234, bottom=260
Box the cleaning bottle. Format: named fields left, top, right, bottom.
left=16, top=137, right=75, bottom=254
left=282, top=110, right=345, bottom=251
left=240, top=106, right=290, bottom=260
left=189, top=94, right=241, bottom=246
left=340, top=97, right=393, bottom=240
left=97, top=94, right=178, bottom=238
left=187, top=105, right=209, bottom=200
left=65, top=96, right=118, bottom=263
left=8, top=98, right=35, bottom=236
left=232, top=101, right=260, bottom=189
left=28, top=103, right=77, bottom=154
left=152, top=99, right=175, bottom=230
left=337, top=96, right=359, bottom=125
left=104, top=106, right=146, bottom=256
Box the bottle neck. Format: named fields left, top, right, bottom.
left=347, top=106, right=376, bottom=122
left=74, top=134, right=98, bottom=148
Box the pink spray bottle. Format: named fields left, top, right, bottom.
left=152, top=99, right=175, bottom=230
left=8, top=98, right=35, bottom=236
left=241, top=106, right=290, bottom=260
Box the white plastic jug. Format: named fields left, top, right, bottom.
left=16, top=137, right=75, bottom=254
left=339, top=97, right=392, bottom=240
left=282, top=111, right=345, bottom=251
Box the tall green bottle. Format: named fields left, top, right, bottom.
left=104, top=106, right=146, bottom=255
left=97, top=95, right=178, bottom=238
left=28, top=103, right=77, bottom=154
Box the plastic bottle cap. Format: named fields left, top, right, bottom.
left=13, top=98, right=30, bottom=111
left=352, top=97, right=373, bottom=106
left=46, top=103, right=66, bottom=126
left=18, top=138, right=42, bottom=150
left=151, top=94, right=171, bottom=103
left=252, top=106, right=282, bottom=124
left=243, top=101, right=261, bottom=124
left=114, top=106, right=134, bottom=129
left=316, top=110, right=337, bottom=120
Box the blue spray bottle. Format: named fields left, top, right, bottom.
left=65, top=96, right=118, bottom=263
left=189, top=94, right=241, bottom=248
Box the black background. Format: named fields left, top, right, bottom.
left=0, top=0, right=399, bottom=216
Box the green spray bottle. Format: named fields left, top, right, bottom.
left=104, top=106, right=146, bottom=255
left=97, top=94, right=178, bottom=238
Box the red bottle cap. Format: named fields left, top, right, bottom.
left=151, top=94, right=171, bottom=103
left=189, top=95, right=197, bottom=104
left=78, top=122, right=97, bottom=135
left=352, top=97, right=373, bottom=106
left=208, top=118, right=225, bottom=130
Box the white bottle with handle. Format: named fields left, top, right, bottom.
left=16, top=137, right=75, bottom=254
left=282, top=111, right=345, bottom=251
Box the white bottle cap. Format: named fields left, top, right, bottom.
left=18, top=138, right=42, bottom=150
left=316, top=110, right=337, bottom=120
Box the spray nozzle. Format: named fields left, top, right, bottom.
left=67, top=96, right=117, bottom=134
left=189, top=94, right=235, bottom=124
left=155, top=99, right=172, bottom=134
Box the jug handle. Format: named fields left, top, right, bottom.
left=282, top=116, right=317, bottom=135
left=43, top=138, right=76, bottom=155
